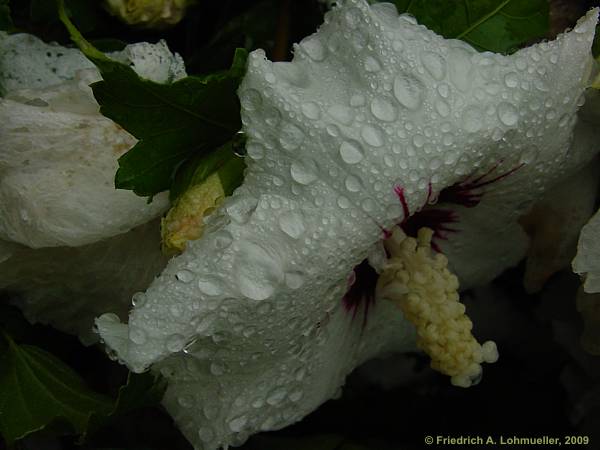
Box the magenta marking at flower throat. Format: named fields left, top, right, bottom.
left=342, top=162, right=524, bottom=323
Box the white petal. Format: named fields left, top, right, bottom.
left=97, top=1, right=599, bottom=448
left=157, top=300, right=414, bottom=450
left=0, top=32, right=186, bottom=92
left=1, top=221, right=168, bottom=344
left=574, top=208, right=600, bottom=293
left=0, top=34, right=188, bottom=247
left=522, top=161, right=599, bottom=292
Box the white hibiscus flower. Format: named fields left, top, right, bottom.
left=89, top=1, right=600, bottom=449
left=0, top=32, right=184, bottom=341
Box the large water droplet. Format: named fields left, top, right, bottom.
left=235, top=242, right=283, bottom=300
left=421, top=51, right=446, bottom=80
left=364, top=56, right=382, bottom=73
left=267, top=387, right=288, bottom=405
left=393, top=73, right=425, bottom=110
left=497, top=102, right=519, bottom=126
left=344, top=175, right=362, bottom=192
left=327, top=105, right=355, bottom=125
left=289, top=389, right=304, bottom=402
left=370, top=97, right=397, bottom=121
left=279, top=124, right=305, bottom=150
left=227, top=197, right=257, bottom=224
left=435, top=100, right=450, bottom=117
left=301, top=102, right=321, bottom=120
left=246, top=143, right=265, bottom=160
left=290, top=158, right=318, bottom=185
left=176, top=269, right=194, bottom=283
left=166, top=334, right=186, bottom=352
left=361, top=124, right=384, bottom=147
left=339, top=140, right=364, bottom=164
left=198, top=277, right=222, bottom=296
left=504, top=72, right=519, bottom=88
left=229, top=415, right=248, bottom=432
left=279, top=210, right=306, bottom=239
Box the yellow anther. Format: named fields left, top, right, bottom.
left=376, top=227, right=498, bottom=388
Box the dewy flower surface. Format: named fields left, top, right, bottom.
left=95, top=1, right=599, bottom=448
left=0, top=33, right=185, bottom=341
left=0, top=32, right=186, bottom=247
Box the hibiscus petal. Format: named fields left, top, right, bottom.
left=0, top=221, right=168, bottom=344
left=574, top=208, right=600, bottom=293
left=0, top=34, right=186, bottom=247
left=97, top=1, right=598, bottom=448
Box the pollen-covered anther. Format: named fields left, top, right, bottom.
left=376, top=227, right=499, bottom=388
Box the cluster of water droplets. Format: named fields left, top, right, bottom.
left=97, top=1, right=598, bottom=449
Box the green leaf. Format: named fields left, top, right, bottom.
left=0, top=0, right=12, bottom=31
left=0, top=331, right=113, bottom=445
left=389, top=0, right=549, bottom=54
left=58, top=0, right=247, bottom=197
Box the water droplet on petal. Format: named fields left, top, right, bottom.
left=198, top=277, right=223, bottom=296
left=498, top=102, right=519, bottom=126
left=166, top=334, right=186, bottom=352
left=279, top=124, right=305, bottom=150
left=421, top=51, right=446, bottom=80
left=229, top=415, right=248, bottom=432
left=235, top=242, right=283, bottom=300
left=394, top=73, right=425, bottom=109
left=339, top=140, right=364, bottom=164
left=328, top=105, right=355, bottom=125
left=267, top=387, right=288, bottom=405
left=289, top=390, right=304, bottom=402
left=361, top=124, right=384, bottom=147
left=301, top=102, right=321, bottom=120
left=345, top=175, right=362, bottom=192
left=350, top=94, right=366, bottom=107
left=290, top=158, right=318, bottom=185
left=504, top=72, right=519, bottom=88
left=370, top=97, right=397, bottom=121
left=279, top=211, right=306, bottom=239
left=435, top=100, right=450, bottom=117
left=176, top=270, right=194, bottom=283
left=246, top=143, right=265, bottom=160
left=364, top=55, right=382, bottom=72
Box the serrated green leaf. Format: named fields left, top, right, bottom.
left=389, top=0, right=549, bottom=54
left=58, top=0, right=247, bottom=197
left=0, top=332, right=113, bottom=445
